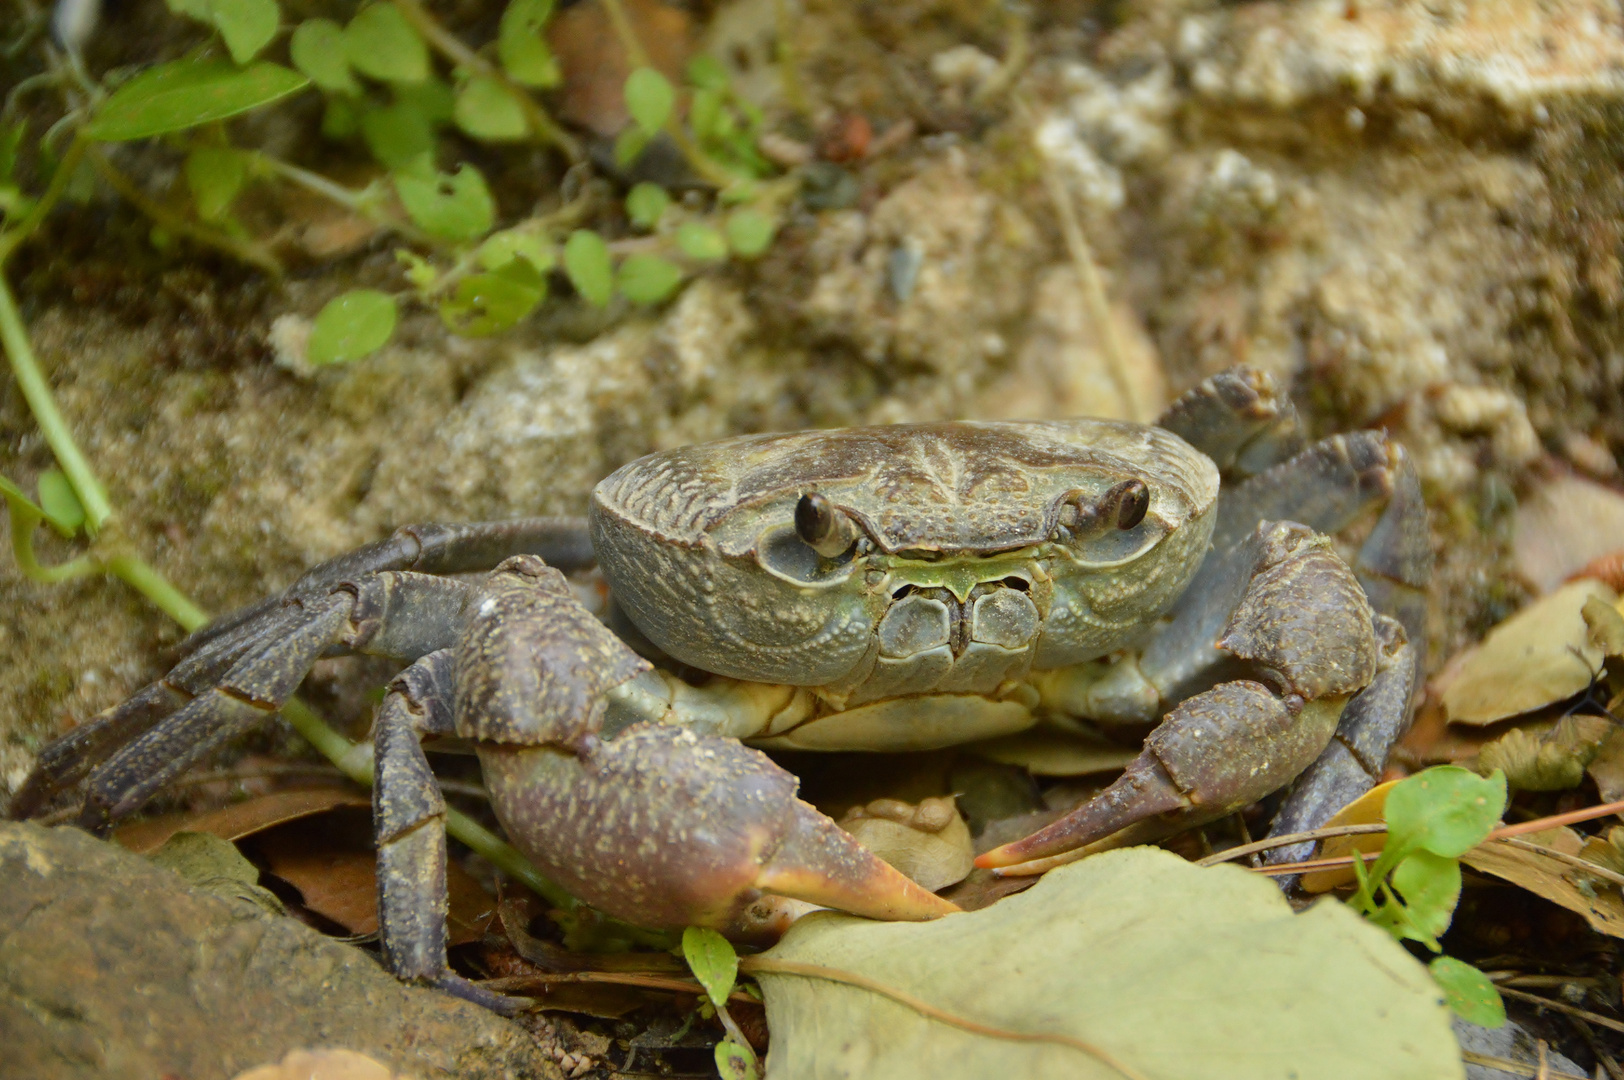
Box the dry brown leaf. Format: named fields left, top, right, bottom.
left=1461, top=832, right=1624, bottom=938
left=1514, top=472, right=1624, bottom=594
left=1440, top=580, right=1618, bottom=725
left=1477, top=715, right=1613, bottom=791
left=254, top=810, right=496, bottom=945
left=549, top=0, right=692, bottom=135
left=115, top=786, right=369, bottom=854
left=1300, top=780, right=1399, bottom=893
left=232, top=1048, right=414, bottom=1080
left=1588, top=728, right=1624, bottom=802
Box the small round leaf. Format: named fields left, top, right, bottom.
left=682, top=926, right=739, bottom=1010
left=1429, top=957, right=1506, bottom=1028
left=359, top=101, right=436, bottom=168
left=291, top=19, right=360, bottom=95
left=498, top=0, right=560, bottom=88
left=625, top=182, right=669, bottom=229
left=617, top=254, right=682, bottom=304
left=478, top=229, right=555, bottom=273
left=724, top=208, right=773, bottom=257
left=185, top=146, right=248, bottom=221
left=439, top=262, right=545, bottom=337
left=346, top=4, right=430, bottom=85
left=624, top=67, right=674, bottom=134
left=454, top=76, right=528, bottom=142
left=613, top=126, right=650, bottom=168
left=676, top=221, right=727, bottom=262
left=686, top=54, right=729, bottom=91
left=308, top=290, right=398, bottom=365
left=393, top=162, right=495, bottom=242
left=1384, top=766, right=1507, bottom=859
left=562, top=230, right=613, bottom=307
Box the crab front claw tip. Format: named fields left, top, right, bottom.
left=754, top=799, right=961, bottom=922
left=974, top=754, right=1189, bottom=871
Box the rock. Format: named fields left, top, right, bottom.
left=0, top=823, right=558, bottom=1080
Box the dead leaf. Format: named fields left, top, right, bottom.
left=1477, top=715, right=1613, bottom=791
left=232, top=1048, right=415, bottom=1080
left=254, top=810, right=496, bottom=945
left=146, top=831, right=286, bottom=916
left=550, top=0, right=691, bottom=135
left=1301, top=780, right=1399, bottom=893
left=1588, top=728, right=1624, bottom=802
left=1461, top=833, right=1624, bottom=938
left=962, top=728, right=1138, bottom=777
left=753, top=847, right=1462, bottom=1079
left=1514, top=472, right=1624, bottom=594
left=115, top=786, right=369, bottom=854
left=1441, top=580, right=1618, bottom=725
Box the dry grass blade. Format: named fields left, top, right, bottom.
left=1460, top=1049, right=1587, bottom=1080
left=1497, top=987, right=1624, bottom=1037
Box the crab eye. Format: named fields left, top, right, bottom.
left=1112, top=479, right=1149, bottom=530
left=794, top=492, right=860, bottom=558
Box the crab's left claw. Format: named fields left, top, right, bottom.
left=479, top=724, right=958, bottom=933
left=978, top=521, right=1378, bottom=873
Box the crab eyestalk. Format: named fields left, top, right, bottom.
left=478, top=725, right=958, bottom=933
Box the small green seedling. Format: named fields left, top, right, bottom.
left=309, top=290, right=398, bottom=365
left=682, top=926, right=760, bottom=1080
left=1347, top=766, right=1508, bottom=1027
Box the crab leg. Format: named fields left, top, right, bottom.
left=68, top=572, right=481, bottom=830
left=1156, top=367, right=1305, bottom=479
left=461, top=557, right=958, bottom=933
left=979, top=520, right=1378, bottom=870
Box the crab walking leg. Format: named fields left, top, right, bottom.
left=69, top=572, right=483, bottom=830
left=1156, top=367, right=1305, bottom=480
left=369, top=650, right=522, bottom=1015
left=1263, top=616, right=1417, bottom=866
left=458, top=556, right=957, bottom=932
left=979, top=521, right=1378, bottom=869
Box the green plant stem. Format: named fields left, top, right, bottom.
left=390, top=0, right=583, bottom=163
left=104, top=553, right=208, bottom=631
left=0, top=270, right=113, bottom=530
left=85, top=144, right=283, bottom=275
left=0, top=132, right=85, bottom=264
left=249, top=152, right=430, bottom=247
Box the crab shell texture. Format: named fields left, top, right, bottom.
left=589, top=419, right=1220, bottom=702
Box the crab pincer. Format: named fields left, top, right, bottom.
left=977, top=521, right=1379, bottom=872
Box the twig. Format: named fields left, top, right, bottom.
left=1196, top=823, right=1390, bottom=867
left=1460, top=1050, right=1588, bottom=1080
left=740, top=956, right=1153, bottom=1080
left=1499, top=986, right=1624, bottom=1037
left=479, top=969, right=758, bottom=1004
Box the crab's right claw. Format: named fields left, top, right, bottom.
left=478, top=724, right=958, bottom=934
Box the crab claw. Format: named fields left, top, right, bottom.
left=478, top=724, right=957, bottom=932
left=978, top=684, right=1349, bottom=871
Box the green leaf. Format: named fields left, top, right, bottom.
left=477, top=228, right=554, bottom=273
left=613, top=126, right=650, bottom=169
left=757, top=848, right=1462, bottom=1079
left=1429, top=957, right=1505, bottom=1028
left=167, top=0, right=279, bottom=65
left=185, top=146, right=248, bottom=221
left=212, top=0, right=280, bottom=64
left=617, top=254, right=681, bottom=304
left=307, top=289, right=397, bottom=364
left=86, top=60, right=309, bottom=141
left=689, top=87, right=722, bottom=140
left=454, top=76, right=528, bottom=142
left=625, top=67, right=674, bottom=134
left=393, top=161, right=495, bottom=242
left=686, top=54, right=729, bottom=91
left=438, top=260, right=545, bottom=336
left=0, top=121, right=25, bottom=184
left=1384, top=766, right=1507, bottom=859
left=346, top=4, right=429, bottom=85
left=291, top=19, right=360, bottom=95
left=676, top=221, right=726, bottom=261
left=683, top=926, right=739, bottom=1011
left=359, top=102, right=435, bottom=168
left=395, top=248, right=438, bottom=288
left=562, top=229, right=612, bottom=307
left=1390, top=850, right=1461, bottom=946
left=497, top=0, right=560, bottom=88
left=724, top=208, right=773, bottom=257
left=395, top=79, right=455, bottom=124
left=321, top=95, right=359, bottom=139
left=714, top=1039, right=757, bottom=1080
left=36, top=469, right=85, bottom=536
left=625, top=182, right=668, bottom=229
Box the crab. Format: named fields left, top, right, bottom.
left=8, top=367, right=1429, bottom=1011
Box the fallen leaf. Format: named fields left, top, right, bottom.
left=1301, top=779, right=1399, bottom=893
left=1461, top=835, right=1624, bottom=938
left=549, top=0, right=691, bottom=135
left=254, top=809, right=496, bottom=945
left=146, top=830, right=287, bottom=916
left=1514, top=472, right=1624, bottom=594
left=1440, top=580, right=1618, bottom=725
left=1588, top=728, right=1624, bottom=802
left=962, top=728, right=1138, bottom=777
left=115, top=786, right=368, bottom=854
left=752, top=847, right=1462, bottom=1080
